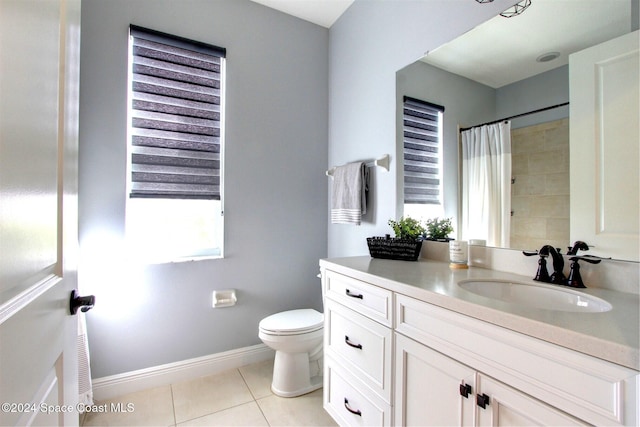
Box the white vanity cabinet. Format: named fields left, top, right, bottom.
left=394, top=333, right=586, bottom=426
left=394, top=293, right=638, bottom=426
left=323, top=270, right=393, bottom=426
left=320, top=262, right=639, bottom=427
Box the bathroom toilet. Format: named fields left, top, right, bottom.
left=258, top=308, right=324, bottom=397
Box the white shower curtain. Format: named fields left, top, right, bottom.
left=461, top=121, right=512, bottom=248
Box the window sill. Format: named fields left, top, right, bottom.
left=131, top=248, right=223, bottom=265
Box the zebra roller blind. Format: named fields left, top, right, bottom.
left=403, top=96, right=444, bottom=204
left=129, top=25, right=225, bottom=200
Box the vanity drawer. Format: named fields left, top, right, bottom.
left=325, top=299, right=392, bottom=402
left=395, top=294, right=639, bottom=426
left=324, top=270, right=393, bottom=326
left=324, top=356, right=391, bottom=427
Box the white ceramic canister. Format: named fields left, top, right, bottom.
left=449, top=240, right=468, bottom=269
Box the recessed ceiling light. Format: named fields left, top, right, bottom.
left=536, top=52, right=560, bottom=63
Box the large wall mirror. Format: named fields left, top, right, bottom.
left=397, top=0, right=638, bottom=261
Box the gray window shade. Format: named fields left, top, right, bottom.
left=129, top=26, right=225, bottom=200
left=403, top=97, right=444, bottom=205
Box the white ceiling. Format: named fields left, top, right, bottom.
left=250, top=0, right=354, bottom=28
left=251, top=1, right=633, bottom=88
left=421, top=0, right=633, bottom=88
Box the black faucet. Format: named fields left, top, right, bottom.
left=524, top=241, right=605, bottom=288
left=566, top=255, right=604, bottom=288
left=539, top=245, right=566, bottom=285
left=522, top=249, right=551, bottom=282
left=524, top=246, right=566, bottom=285
left=567, top=240, right=590, bottom=256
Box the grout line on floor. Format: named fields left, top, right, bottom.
left=254, top=397, right=272, bottom=427
left=175, top=399, right=267, bottom=426
left=237, top=367, right=273, bottom=426
left=237, top=367, right=256, bottom=400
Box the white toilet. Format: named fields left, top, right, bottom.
left=258, top=308, right=324, bottom=397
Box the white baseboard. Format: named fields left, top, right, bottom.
left=92, top=344, right=274, bottom=401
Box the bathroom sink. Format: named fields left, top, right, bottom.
left=457, top=280, right=612, bottom=313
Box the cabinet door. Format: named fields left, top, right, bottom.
left=395, top=333, right=475, bottom=427
left=475, top=374, right=587, bottom=427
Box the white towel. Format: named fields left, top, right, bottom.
left=331, top=162, right=369, bottom=225
left=78, top=313, right=94, bottom=408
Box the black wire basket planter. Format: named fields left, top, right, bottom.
left=366, top=236, right=423, bottom=261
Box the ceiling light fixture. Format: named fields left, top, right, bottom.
left=475, top=0, right=495, bottom=3
left=500, top=0, right=532, bottom=18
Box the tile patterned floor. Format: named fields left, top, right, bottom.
left=81, top=359, right=338, bottom=426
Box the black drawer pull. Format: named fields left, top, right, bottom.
left=345, top=289, right=363, bottom=299
left=344, top=335, right=363, bottom=350
left=477, top=393, right=490, bottom=409
left=344, top=398, right=362, bottom=416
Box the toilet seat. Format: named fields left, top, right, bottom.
left=259, top=309, right=324, bottom=336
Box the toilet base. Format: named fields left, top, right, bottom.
left=270, top=351, right=323, bottom=398
left=271, top=375, right=322, bottom=398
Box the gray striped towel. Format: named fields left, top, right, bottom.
left=331, top=162, right=369, bottom=225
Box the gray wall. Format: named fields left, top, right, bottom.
left=327, top=0, right=515, bottom=257
left=396, top=61, right=497, bottom=226
left=496, top=65, right=569, bottom=129
left=79, top=0, right=328, bottom=378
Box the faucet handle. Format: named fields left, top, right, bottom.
left=567, top=257, right=586, bottom=288
left=570, top=254, right=605, bottom=264
left=566, top=255, right=607, bottom=288
left=535, top=256, right=551, bottom=283
left=522, top=250, right=551, bottom=282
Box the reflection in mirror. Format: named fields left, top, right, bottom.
left=397, top=0, right=637, bottom=259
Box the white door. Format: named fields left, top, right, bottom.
left=0, top=0, right=81, bottom=425
left=394, top=333, right=476, bottom=427
left=569, top=31, right=640, bottom=261
left=475, top=374, right=587, bottom=427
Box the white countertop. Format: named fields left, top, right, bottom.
left=320, top=256, right=640, bottom=371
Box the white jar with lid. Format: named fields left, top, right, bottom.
left=449, top=240, right=468, bottom=269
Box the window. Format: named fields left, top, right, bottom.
left=126, top=26, right=226, bottom=262
left=402, top=96, right=444, bottom=219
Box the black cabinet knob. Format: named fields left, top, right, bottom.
left=477, top=393, right=490, bottom=409
left=459, top=383, right=472, bottom=398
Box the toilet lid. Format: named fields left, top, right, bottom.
left=259, top=309, right=324, bottom=334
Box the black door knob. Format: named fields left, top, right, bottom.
left=70, top=289, right=95, bottom=315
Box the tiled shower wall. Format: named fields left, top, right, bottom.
left=510, top=118, right=570, bottom=252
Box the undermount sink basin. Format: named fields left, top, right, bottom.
left=458, top=280, right=612, bottom=313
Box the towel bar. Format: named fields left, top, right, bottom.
left=326, top=154, right=390, bottom=177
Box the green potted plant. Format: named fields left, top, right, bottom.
left=367, top=216, right=425, bottom=261
left=425, top=217, right=453, bottom=241
left=388, top=216, right=426, bottom=241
